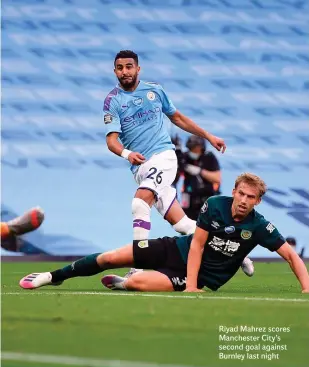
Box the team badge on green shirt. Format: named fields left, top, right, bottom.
left=240, top=229, right=252, bottom=240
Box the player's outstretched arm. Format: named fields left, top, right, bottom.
left=106, top=132, right=145, bottom=165
left=168, top=111, right=226, bottom=153
left=276, top=242, right=309, bottom=293
left=184, top=227, right=209, bottom=292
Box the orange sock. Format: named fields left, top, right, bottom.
left=1, top=223, right=10, bottom=239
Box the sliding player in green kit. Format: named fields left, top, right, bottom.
left=19, top=173, right=309, bottom=293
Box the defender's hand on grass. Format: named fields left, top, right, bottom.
left=302, top=289, right=309, bottom=293
left=183, top=288, right=205, bottom=293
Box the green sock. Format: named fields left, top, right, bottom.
left=51, top=253, right=102, bottom=283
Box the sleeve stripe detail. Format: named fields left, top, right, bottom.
left=103, top=87, right=118, bottom=111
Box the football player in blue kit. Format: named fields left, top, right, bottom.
left=103, top=50, right=223, bottom=241
left=102, top=50, right=253, bottom=277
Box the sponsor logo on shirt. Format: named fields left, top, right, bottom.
left=138, top=240, right=149, bottom=249
left=209, top=236, right=225, bottom=248
left=240, top=229, right=252, bottom=240
left=104, top=114, right=113, bottom=124
left=147, top=91, right=156, bottom=101
left=225, top=240, right=240, bottom=252
left=208, top=236, right=240, bottom=256
left=266, top=223, right=275, bottom=233
left=133, top=97, right=143, bottom=106
left=123, top=107, right=161, bottom=124
left=225, top=226, right=235, bottom=234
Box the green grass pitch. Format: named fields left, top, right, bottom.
left=1, top=262, right=309, bottom=367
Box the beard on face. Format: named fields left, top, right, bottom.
left=118, top=73, right=138, bottom=90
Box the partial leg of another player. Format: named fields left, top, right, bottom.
left=1, top=207, right=45, bottom=252
left=19, top=244, right=135, bottom=289
left=1, top=207, right=44, bottom=239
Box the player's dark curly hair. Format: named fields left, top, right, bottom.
left=114, top=50, right=138, bottom=66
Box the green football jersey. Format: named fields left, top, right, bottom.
left=175, top=196, right=285, bottom=291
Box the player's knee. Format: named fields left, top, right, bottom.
left=155, top=186, right=176, bottom=218
left=135, top=188, right=156, bottom=206
left=97, top=251, right=117, bottom=267
left=132, top=198, right=151, bottom=218
left=125, top=275, right=146, bottom=291
left=173, top=215, right=196, bottom=235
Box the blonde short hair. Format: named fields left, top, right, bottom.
left=234, top=173, right=267, bottom=198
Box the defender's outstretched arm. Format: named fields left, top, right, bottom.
left=277, top=242, right=309, bottom=293
left=184, top=226, right=209, bottom=292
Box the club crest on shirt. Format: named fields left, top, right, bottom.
left=104, top=114, right=113, bottom=124
left=241, top=229, right=252, bottom=240
left=133, top=97, right=143, bottom=106
left=147, top=91, right=156, bottom=101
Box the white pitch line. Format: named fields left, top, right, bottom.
left=2, top=291, right=309, bottom=303
left=1, top=352, right=195, bottom=367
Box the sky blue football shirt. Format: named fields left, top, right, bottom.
left=103, top=80, right=176, bottom=172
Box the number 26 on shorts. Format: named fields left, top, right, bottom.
left=146, top=167, right=163, bottom=184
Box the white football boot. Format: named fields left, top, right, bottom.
left=101, top=275, right=127, bottom=290
left=19, top=272, right=63, bottom=289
